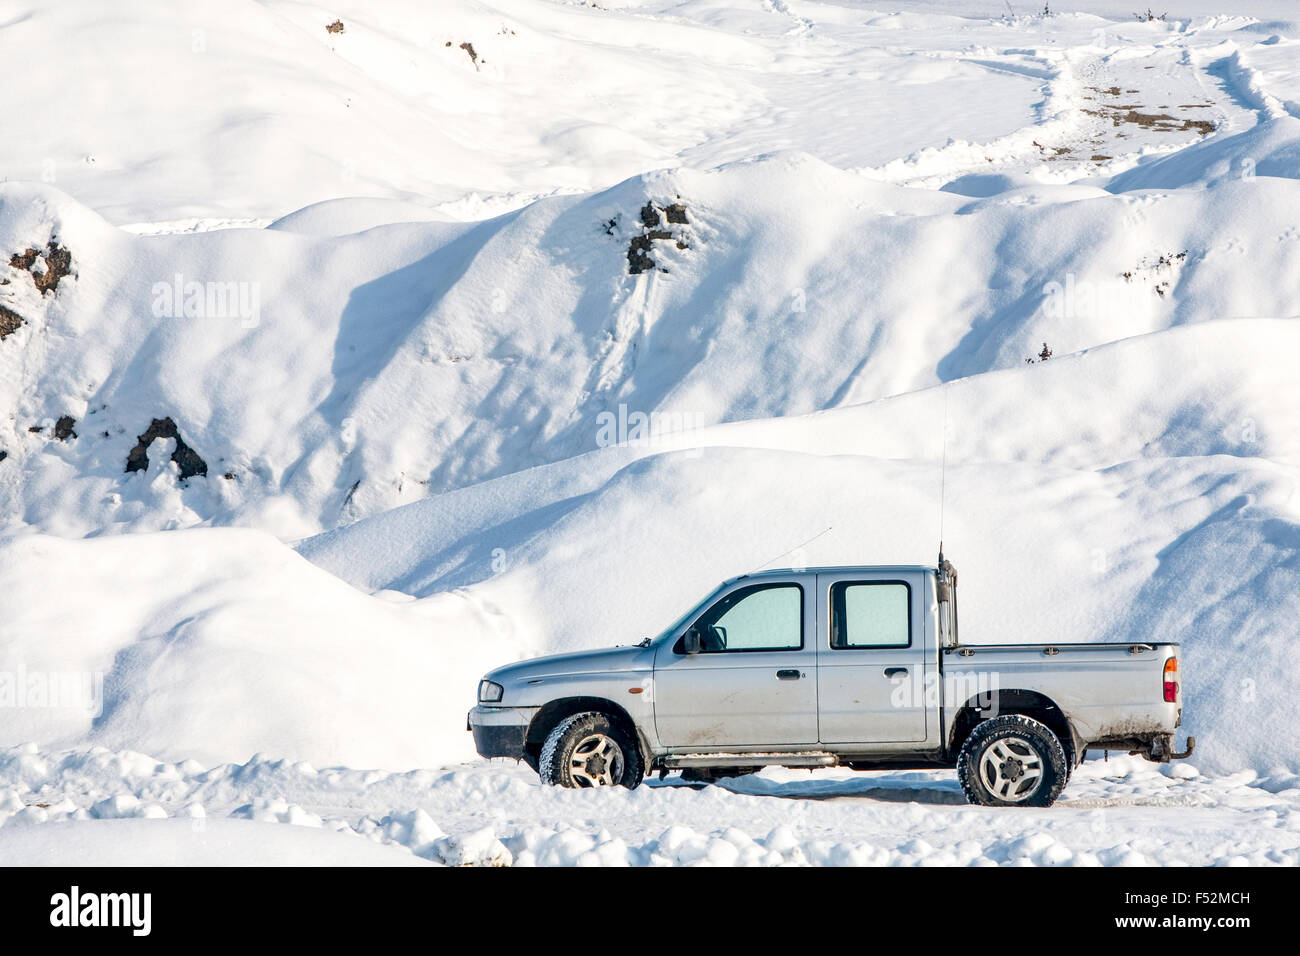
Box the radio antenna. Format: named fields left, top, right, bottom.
left=752, top=526, right=833, bottom=574
left=938, top=384, right=950, bottom=564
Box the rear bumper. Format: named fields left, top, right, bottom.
left=1086, top=732, right=1195, bottom=762
left=467, top=705, right=537, bottom=760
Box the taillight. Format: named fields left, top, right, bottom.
left=1163, top=657, right=1179, bottom=702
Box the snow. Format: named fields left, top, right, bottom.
left=0, top=746, right=1297, bottom=866
left=0, top=818, right=433, bottom=867
left=7, top=164, right=1300, bottom=536
left=0, top=529, right=519, bottom=769
left=2, top=0, right=1300, bottom=864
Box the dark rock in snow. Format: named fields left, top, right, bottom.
left=627, top=235, right=656, bottom=274
left=9, top=241, right=73, bottom=294
left=0, top=304, right=23, bottom=340
left=126, top=417, right=208, bottom=480
left=626, top=201, right=691, bottom=275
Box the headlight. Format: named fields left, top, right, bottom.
left=478, top=680, right=504, bottom=703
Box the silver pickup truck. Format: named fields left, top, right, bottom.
left=468, top=554, right=1193, bottom=806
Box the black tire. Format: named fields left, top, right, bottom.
left=539, top=711, right=644, bottom=790
left=957, top=714, right=1068, bottom=807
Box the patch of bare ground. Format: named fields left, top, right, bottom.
left=1, top=241, right=75, bottom=340
left=53, top=416, right=77, bottom=442
left=125, top=417, right=208, bottom=481
left=0, top=304, right=22, bottom=340
left=1033, top=141, right=1072, bottom=156
left=1085, top=88, right=1216, bottom=137
left=10, top=241, right=73, bottom=293
left=624, top=201, right=691, bottom=275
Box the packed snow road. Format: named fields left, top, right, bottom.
left=0, top=747, right=1296, bottom=866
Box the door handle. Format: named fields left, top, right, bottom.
left=884, top=667, right=908, bottom=678
left=776, top=669, right=802, bottom=680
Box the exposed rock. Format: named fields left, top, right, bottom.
left=0, top=304, right=22, bottom=340
left=9, top=241, right=73, bottom=294
left=125, top=417, right=208, bottom=480
left=627, top=235, right=656, bottom=275
left=626, top=201, right=692, bottom=275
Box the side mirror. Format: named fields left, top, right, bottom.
left=683, top=629, right=702, bottom=655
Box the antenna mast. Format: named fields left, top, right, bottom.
left=752, top=526, right=833, bottom=574
left=936, top=385, right=958, bottom=646
left=939, top=384, right=949, bottom=558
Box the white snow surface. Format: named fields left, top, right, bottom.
left=0, top=747, right=1296, bottom=866
left=2, top=1, right=1300, bottom=864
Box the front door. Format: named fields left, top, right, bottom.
left=653, top=579, right=818, bottom=748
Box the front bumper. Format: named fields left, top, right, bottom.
left=467, top=705, right=537, bottom=760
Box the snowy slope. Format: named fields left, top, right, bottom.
left=2, top=1, right=1292, bottom=227
left=1, top=320, right=1295, bottom=775
left=1, top=0, right=1045, bottom=226
left=5, top=160, right=1300, bottom=537
left=0, top=528, right=523, bottom=769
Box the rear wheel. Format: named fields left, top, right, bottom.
left=957, top=714, right=1068, bottom=807
left=539, top=711, right=644, bottom=790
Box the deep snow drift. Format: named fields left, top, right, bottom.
left=2, top=0, right=1300, bottom=864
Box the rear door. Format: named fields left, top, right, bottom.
left=653, top=577, right=818, bottom=748
left=815, top=570, right=929, bottom=745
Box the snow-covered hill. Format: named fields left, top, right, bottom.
left=1, top=1, right=1299, bottom=864
left=5, top=156, right=1300, bottom=536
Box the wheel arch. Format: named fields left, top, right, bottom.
left=526, top=696, right=649, bottom=768
left=949, top=689, right=1081, bottom=767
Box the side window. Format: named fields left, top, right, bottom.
left=680, top=583, right=803, bottom=653
left=830, top=581, right=911, bottom=649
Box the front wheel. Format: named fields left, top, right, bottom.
left=539, top=712, right=644, bottom=789
left=957, top=714, right=1068, bottom=807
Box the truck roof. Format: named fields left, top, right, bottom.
left=728, top=565, right=937, bottom=585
